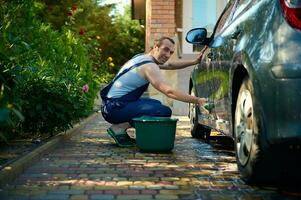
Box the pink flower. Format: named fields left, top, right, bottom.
left=82, top=84, right=89, bottom=93
left=71, top=4, right=77, bottom=11
left=79, top=28, right=85, bottom=35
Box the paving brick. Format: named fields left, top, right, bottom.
left=112, top=177, right=128, bottom=181
left=163, top=185, right=179, bottom=190
left=28, top=190, right=48, bottom=195
left=30, top=194, right=69, bottom=200
left=85, top=190, right=104, bottom=195
left=70, top=186, right=94, bottom=190
left=57, top=186, right=71, bottom=190
left=160, top=177, right=180, bottom=181
left=133, top=181, right=154, bottom=186
left=161, top=189, right=193, bottom=195
left=146, top=185, right=163, bottom=190
left=70, top=195, right=89, bottom=200
left=129, top=185, right=145, bottom=190
left=48, top=190, right=84, bottom=195
left=103, top=189, right=122, bottom=195
left=93, top=185, right=125, bottom=190
left=116, top=194, right=153, bottom=200
left=121, top=189, right=140, bottom=195
left=116, top=181, right=133, bottom=186
left=90, top=194, right=114, bottom=200
left=155, top=194, right=180, bottom=199
left=141, top=189, right=158, bottom=195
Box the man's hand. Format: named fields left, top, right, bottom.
left=197, top=97, right=207, bottom=106
left=193, top=45, right=208, bottom=64
left=197, top=97, right=209, bottom=115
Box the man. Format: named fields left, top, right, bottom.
left=100, top=36, right=207, bottom=147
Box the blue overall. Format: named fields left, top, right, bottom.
left=100, top=59, right=172, bottom=124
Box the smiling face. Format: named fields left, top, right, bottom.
left=151, top=38, right=175, bottom=64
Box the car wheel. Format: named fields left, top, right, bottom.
left=234, top=77, right=271, bottom=183
left=189, top=87, right=211, bottom=139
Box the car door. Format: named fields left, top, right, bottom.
left=189, top=49, right=214, bottom=130
left=209, top=0, right=254, bottom=135
left=199, top=0, right=238, bottom=135
left=191, top=1, right=237, bottom=131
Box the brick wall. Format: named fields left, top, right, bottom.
left=145, top=0, right=195, bottom=115
left=145, top=0, right=176, bottom=52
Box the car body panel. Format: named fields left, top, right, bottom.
left=190, top=0, right=301, bottom=144
left=191, top=60, right=217, bottom=128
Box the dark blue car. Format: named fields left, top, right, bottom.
left=186, top=0, right=301, bottom=183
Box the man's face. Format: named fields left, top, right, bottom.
left=153, top=39, right=175, bottom=64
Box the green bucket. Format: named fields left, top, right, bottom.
left=132, top=116, right=178, bottom=152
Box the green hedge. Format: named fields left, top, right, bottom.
left=0, top=0, right=98, bottom=141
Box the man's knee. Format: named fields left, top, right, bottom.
left=153, top=105, right=172, bottom=117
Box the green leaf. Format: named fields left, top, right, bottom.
left=0, top=132, right=8, bottom=144
left=12, top=108, right=24, bottom=121
left=21, top=41, right=31, bottom=50
left=0, top=109, right=10, bottom=122
left=36, top=104, right=42, bottom=111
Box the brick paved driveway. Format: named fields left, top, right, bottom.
left=0, top=113, right=300, bottom=200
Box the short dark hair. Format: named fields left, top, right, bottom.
left=154, top=36, right=175, bottom=47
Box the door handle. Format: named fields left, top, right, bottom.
left=231, top=28, right=241, bottom=40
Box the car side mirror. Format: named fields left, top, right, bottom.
left=209, top=36, right=224, bottom=48
left=185, top=28, right=208, bottom=45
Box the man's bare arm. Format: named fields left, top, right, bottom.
left=141, top=63, right=206, bottom=106
left=159, top=46, right=208, bottom=70
left=159, top=59, right=199, bottom=70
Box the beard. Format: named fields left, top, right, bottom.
left=158, top=56, right=168, bottom=64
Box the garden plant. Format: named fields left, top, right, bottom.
left=0, top=0, right=144, bottom=143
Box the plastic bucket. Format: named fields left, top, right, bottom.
left=132, top=116, right=178, bottom=152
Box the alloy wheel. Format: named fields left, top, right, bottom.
left=189, top=89, right=197, bottom=128
left=235, top=89, right=254, bottom=166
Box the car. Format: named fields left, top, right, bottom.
left=185, top=0, right=301, bottom=183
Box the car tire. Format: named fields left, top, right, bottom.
left=189, top=87, right=211, bottom=139
left=234, top=77, right=273, bottom=183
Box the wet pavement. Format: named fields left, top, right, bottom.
left=0, top=113, right=300, bottom=200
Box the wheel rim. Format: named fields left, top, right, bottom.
left=235, top=89, right=253, bottom=166
left=189, top=90, right=196, bottom=129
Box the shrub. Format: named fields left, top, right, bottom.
left=17, top=72, right=89, bottom=135
left=0, top=64, right=25, bottom=143
left=0, top=0, right=98, bottom=140
left=0, top=0, right=145, bottom=142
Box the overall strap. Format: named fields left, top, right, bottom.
left=112, top=60, right=154, bottom=82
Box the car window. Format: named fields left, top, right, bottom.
left=213, top=0, right=256, bottom=36
left=213, top=0, right=237, bottom=35
left=232, top=0, right=254, bottom=20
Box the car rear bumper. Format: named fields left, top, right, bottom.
left=271, top=63, right=301, bottom=79
left=257, top=64, right=301, bottom=144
